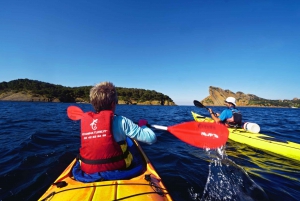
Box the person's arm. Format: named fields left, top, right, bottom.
left=208, top=108, right=221, bottom=123
left=113, top=116, right=157, bottom=145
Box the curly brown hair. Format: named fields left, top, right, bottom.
left=89, top=82, right=118, bottom=112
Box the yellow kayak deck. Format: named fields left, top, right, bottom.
left=191, top=111, right=300, bottom=161
left=39, top=140, right=172, bottom=201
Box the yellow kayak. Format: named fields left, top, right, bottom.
left=191, top=111, right=300, bottom=161
left=39, top=138, right=173, bottom=201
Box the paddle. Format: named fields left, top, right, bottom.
left=67, top=105, right=85, bottom=120
left=193, top=100, right=217, bottom=116
left=67, top=106, right=229, bottom=149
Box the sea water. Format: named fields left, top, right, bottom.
left=0, top=102, right=300, bottom=201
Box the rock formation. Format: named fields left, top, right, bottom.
left=201, top=86, right=267, bottom=106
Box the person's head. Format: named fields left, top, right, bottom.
left=89, top=81, right=118, bottom=112
left=225, top=97, right=236, bottom=107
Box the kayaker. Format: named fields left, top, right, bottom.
left=208, top=97, right=242, bottom=128
left=78, top=81, right=157, bottom=174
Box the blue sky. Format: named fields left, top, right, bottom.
left=1, top=1, right=299, bottom=105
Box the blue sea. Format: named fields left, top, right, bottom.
left=0, top=101, right=299, bottom=201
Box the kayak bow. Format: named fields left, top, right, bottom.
left=39, top=138, right=173, bottom=201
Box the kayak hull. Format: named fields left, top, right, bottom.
left=39, top=139, right=172, bottom=201
left=191, top=111, right=300, bottom=161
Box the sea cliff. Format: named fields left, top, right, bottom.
left=200, top=86, right=299, bottom=107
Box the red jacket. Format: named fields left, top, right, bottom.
left=79, top=110, right=127, bottom=174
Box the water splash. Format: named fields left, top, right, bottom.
left=189, top=146, right=269, bottom=201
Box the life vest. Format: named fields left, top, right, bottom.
left=225, top=108, right=242, bottom=128
left=79, top=110, right=133, bottom=174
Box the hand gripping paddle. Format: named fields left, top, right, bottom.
left=193, top=100, right=217, bottom=116
left=67, top=106, right=229, bottom=149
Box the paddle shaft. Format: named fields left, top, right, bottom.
left=193, top=100, right=217, bottom=117
left=149, top=124, right=167, bottom=130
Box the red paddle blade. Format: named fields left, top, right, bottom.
left=167, top=121, right=229, bottom=149
left=67, top=106, right=84, bottom=120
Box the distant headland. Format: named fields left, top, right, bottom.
left=200, top=86, right=299, bottom=108
left=0, top=79, right=176, bottom=106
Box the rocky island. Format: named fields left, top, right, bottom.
left=200, top=86, right=299, bottom=108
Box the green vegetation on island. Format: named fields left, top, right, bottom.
left=0, top=79, right=175, bottom=105
left=247, top=98, right=300, bottom=108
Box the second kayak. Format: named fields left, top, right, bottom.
left=191, top=111, right=300, bottom=161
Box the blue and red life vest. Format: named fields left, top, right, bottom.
left=79, top=110, right=132, bottom=174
